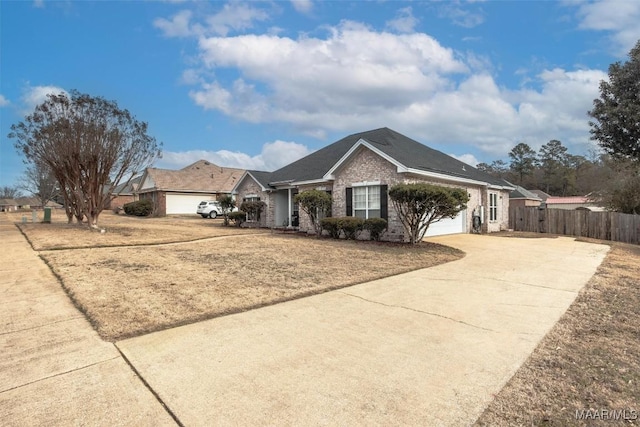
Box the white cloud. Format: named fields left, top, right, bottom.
left=164, top=15, right=609, bottom=159
left=574, top=0, right=640, bottom=55
left=180, top=68, right=205, bottom=85
left=157, top=140, right=312, bottom=171
left=191, top=21, right=467, bottom=126
left=449, top=153, right=480, bottom=167
left=438, top=4, right=485, bottom=28
left=0, top=95, right=9, bottom=107
left=385, top=7, right=418, bottom=34
left=20, top=84, right=67, bottom=114
left=33, top=0, right=44, bottom=8
left=205, top=3, right=269, bottom=36
left=154, top=10, right=195, bottom=38
left=291, top=0, right=313, bottom=14
left=154, top=3, right=269, bottom=38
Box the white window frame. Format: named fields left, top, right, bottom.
left=353, top=185, right=380, bottom=219
left=489, top=192, right=498, bottom=222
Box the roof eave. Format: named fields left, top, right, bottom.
left=405, top=168, right=491, bottom=187
left=290, top=179, right=332, bottom=187
left=231, top=171, right=270, bottom=193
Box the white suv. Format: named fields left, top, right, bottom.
left=197, top=200, right=223, bottom=219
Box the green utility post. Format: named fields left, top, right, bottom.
left=43, top=207, right=52, bottom=223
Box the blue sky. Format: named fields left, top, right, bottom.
left=2, top=0, right=640, bottom=188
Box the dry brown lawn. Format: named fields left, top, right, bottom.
left=17, top=209, right=463, bottom=341
left=476, top=238, right=640, bottom=426
left=13, top=209, right=263, bottom=250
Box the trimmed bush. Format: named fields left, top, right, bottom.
left=320, top=217, right=341, bottom=239
left=338, top=217, right=364, bottom=240
left=295, top=190, right=332, bottom=237
left=123, top=199, right=153, bottom=216
left=239, top=201, right=265, bottom=222
left=228, top=211, right=246, bottom=227
left=364, top=217, right=388, bottom=241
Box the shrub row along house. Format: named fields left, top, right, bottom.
left=232, top=128, right=513, bottom=241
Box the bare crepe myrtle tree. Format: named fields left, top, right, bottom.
left=10, top=90, right=161, bottom=229
left=20, top=160, right=60, bottom=211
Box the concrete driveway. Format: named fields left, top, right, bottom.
left=117, top=234, right=609, bottom=426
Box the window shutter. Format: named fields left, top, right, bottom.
left=346, top=187, right=352, bottom=216
left=380, top=185, right=388, bottom=220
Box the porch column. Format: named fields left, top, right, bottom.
left=287, top=188, right=292, bottom=227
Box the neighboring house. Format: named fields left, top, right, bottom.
left=233, top=128, right=513, bottom=241
left=508, top=183, right=542, bottom=209
left=137, top=160, right=245, bottom=215
left=529, top=189, right=550, bottom=202
left=544, top=196, right=606, bottom=211
left=0, top=199, right=18, bottom=212
left=8, top=197, right=62, bottom=210
left=109, top=176, right=142, bottom=210
left=15, top=197, right=42, bottom=210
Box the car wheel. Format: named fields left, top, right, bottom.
left=209, top=211, right=217, bottom=219
left=201, top=215, right=207, bottom=218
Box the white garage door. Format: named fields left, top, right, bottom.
left=166, top=194, right=213, bottom=215
left=425, top=209, right=467, bottom=237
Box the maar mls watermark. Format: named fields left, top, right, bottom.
left=575, top=408, right=638, bottom=421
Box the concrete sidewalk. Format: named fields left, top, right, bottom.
left=0, top=215, right=175, bottom=426
left=117, top=234, right=609, bottom=426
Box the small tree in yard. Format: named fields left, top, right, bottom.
left=389, top=183, right=469, bottom=245
left=218, top=195, right=236, bottom=226
left=294, top=190, right=332, bottom=237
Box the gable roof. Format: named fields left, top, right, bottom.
left=139, top=160, right=244, bottom=193
left=529, top=189, right=551, bottom=201
left=0, top=198, right=17, bottom=206
left=246, top=170, right=273, bottom=189
left=268, top=127, right=510, bottom=188
left=112, top=176, right=142, bottom=196
left=505, top=181, right=542, bottom=200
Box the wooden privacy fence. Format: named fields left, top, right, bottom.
left=509, top=207, right=640, bottom=245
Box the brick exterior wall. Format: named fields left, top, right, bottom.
left=109, top=195, right=136, bottom=210
left=331, top=147, right=404, bottom=241
left=235, top=176, right=270, bottom=227
left=486, top=189, right=510, bottom=232
left=330, top=146, right=510, bottom=241
left=139, top=191, right=166, bottom=216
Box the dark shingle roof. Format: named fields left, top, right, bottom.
left=268, top=127, right=508, bottom=187
left=246, top=170, right=273, bottom=189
